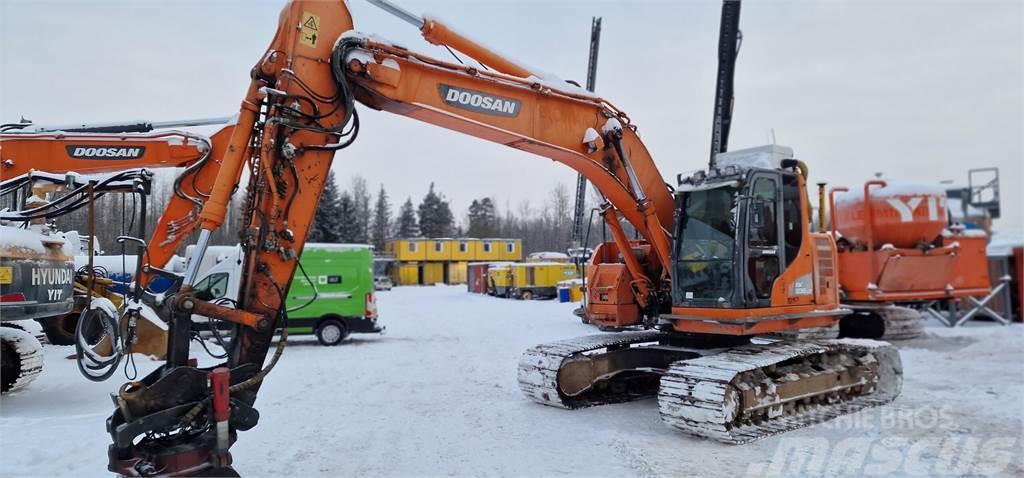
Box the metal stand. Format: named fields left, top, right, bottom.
left=922, top=276, right=1013, bottom=326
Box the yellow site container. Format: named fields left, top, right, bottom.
left=452, top=239, right=478, bottom=261
left=499, top=239, right=522, bottom=261
left=509, top=262, right=577, bottom=299
left=526, top=252, right=570, bottom=263
left=392, top=262, right=420, bottom=286
left=422, top=262, right=445, bottom=284
left=426, top=238, right=453, bottom=261
left=477, top=239, right=501, bottom=261
left=389, top=239, right=427, bottom=261
left=446, top=261, right=467, bottom=284
left=487, top=265, right=513, bottom=297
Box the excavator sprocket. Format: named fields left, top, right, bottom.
left=658, top=339, right=902, bottom=444
left=518, top=330, right=683, bottom=409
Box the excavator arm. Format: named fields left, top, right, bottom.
left=0, top=126, right=237, bottom=287
left=105, top=1, right=678, bottom=475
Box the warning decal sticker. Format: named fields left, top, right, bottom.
left=300, top=11, right=320, bottom=47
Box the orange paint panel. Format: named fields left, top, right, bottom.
left=876, top=255, right=956, bottom=292
left=670, top=314, right=839, bottom=336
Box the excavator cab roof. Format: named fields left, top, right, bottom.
left=678, top=144, right=797, bottom=191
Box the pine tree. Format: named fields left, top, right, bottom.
left=395, top=197, right=419, bottom=238
left=337, top=191, right=360, bottom=242
left=350, top=175, right=371, bottom=243
left=371, top=184, right=392, bottom=250
left=466, top=197, right=497, bottom=237
left=309, top=170, right=342, bottom=243
left=417, top=182, right=453, bottom=237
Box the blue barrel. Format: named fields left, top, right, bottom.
left=557, top=287, right=570, bottom=303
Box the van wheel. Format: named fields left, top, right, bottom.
left=520, top=290, right=534, bottom=300
left=316, top=319, right=349, bottom=346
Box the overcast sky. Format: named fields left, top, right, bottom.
left=2, top=0, right=1021, bottom=228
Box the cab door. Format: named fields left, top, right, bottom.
left=744, top=173, right=784, bottom=306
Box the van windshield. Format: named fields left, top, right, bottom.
left=674, top=185, right=739, bottom=304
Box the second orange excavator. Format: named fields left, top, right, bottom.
left=827, top=179, right=991, bottom=339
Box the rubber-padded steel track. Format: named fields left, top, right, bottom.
left=518, top=330, right=668, bottom=409
left=658, top=339, right=902, bottom=444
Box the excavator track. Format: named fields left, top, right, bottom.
left=771, top=324, right=839, bottom=341
left=518, top=330, right=679, bottom=409
left=1, top=324, right=45, bottom=394
left=875, top=307, right=924, bottom=340
left=658, top=339, right=902, bottom=444
left=840, top=305, right=924, bottom=341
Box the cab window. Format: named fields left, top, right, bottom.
left=746, top=176, right=780, bottom=301
left=195, top=272, right=230, bottom=299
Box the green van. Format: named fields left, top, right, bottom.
left=192, top=243, right=384, bottom=345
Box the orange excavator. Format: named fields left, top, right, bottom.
left=0, top=123, right=241, bottom=383
left=1, top=121, right=237, bottom=283
left=825, top=179, right=991, bottom=339
left=7, top=1, right=902, bottom=475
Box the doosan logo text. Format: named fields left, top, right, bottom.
left=66, top=145, right=146, bottom=159
left=439, top=85, right=520, bottom=117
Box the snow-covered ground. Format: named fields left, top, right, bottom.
left=2, top=285, right=1022, bottom=477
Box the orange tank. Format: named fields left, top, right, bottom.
left=832, top=179, right=948, bottom=249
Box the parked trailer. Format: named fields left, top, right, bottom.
left=467, top=262, right=514, bottom=294
left=487, top=264, right=513, bottom=297
left=509, top=262, right=578, bottom=300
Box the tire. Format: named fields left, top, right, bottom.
left=1, top=338, right=21, bottom=393
left=316, top=319, right=349, bottom=346
left=520, top=290, right=534, bottom=300
left=39, top=314, right=79, bottom=346
left=1, top=326, right=44, bottom=394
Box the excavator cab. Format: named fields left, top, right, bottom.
left=663, top=145, right=844, bottom=336
left=672, top=164, right=803, bottom=309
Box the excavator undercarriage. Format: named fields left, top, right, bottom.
left=518, top=330, right=902, bottom=443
